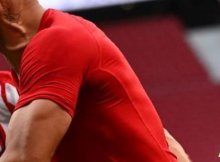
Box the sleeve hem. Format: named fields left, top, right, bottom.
left=15, top=95, right=74, bottom=117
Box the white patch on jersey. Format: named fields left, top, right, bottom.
left=5, top=83, right=19, bottom=106
left=186, top=26, right=220, bottom=84
left=0, top=86, right=11, bottom=124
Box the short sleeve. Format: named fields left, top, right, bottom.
left=15, top=27, right=96, bottom=117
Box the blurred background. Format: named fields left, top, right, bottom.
left=1, top=0, right=220, bottom=161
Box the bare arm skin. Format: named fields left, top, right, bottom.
left=164, top=129, right=191, bottom=162
left=0, top=99, right=72, bottom=162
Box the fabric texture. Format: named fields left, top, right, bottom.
left=14, top=9, right=176, bottom=162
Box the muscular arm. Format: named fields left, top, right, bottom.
left=164, top=129, right=191, bottom=162
left=0, top=99, right=72, bottom=162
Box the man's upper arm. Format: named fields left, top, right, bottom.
left=0, top=99, right=72, bottom=162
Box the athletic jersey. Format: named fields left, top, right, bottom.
left=0, top=71, right=18, bottom=156
left=15, top=9, right=177, bottom=161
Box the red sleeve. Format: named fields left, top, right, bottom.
left=15, top=27, right=96, bottom=117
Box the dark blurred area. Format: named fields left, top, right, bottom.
left=172, top=0, right=220, bottom=27
left=73, top=0, right=220, bottom=27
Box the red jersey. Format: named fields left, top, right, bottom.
left=15, top=9, right=177, bottom=161
left=0, top=71, right=18, bottom=156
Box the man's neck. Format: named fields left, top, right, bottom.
left=0, top=0, right=45, bottom=73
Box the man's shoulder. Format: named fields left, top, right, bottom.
left=27, top=12, right=100, bottom=55
left=39, top=9, right=92, bottom=34
left=37, top=9, right=102, bottom=42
